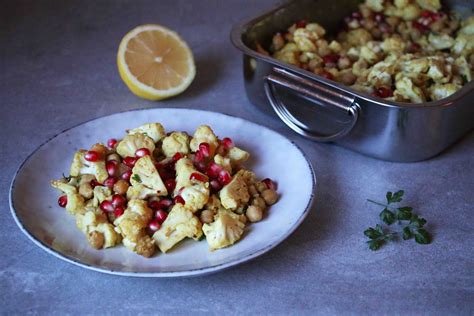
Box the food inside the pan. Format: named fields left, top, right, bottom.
left=51, top=123, right=279, bottom=257
left=266, top=0, right=473, bottom=103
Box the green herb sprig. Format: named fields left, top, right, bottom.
left=364, top=190, right=431, bottom=250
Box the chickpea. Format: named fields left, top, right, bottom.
left=113, top=180, right=129, bottom=195
left=339, top=71, right=357, bottom=85
left=106, top=153, right=121, bottom=162
left=252, top=196, right=266, bottom=210
left=255, top=181, right=267, bottom=194
left=200, top=210, right=214, bottom=224
left=87, top=231, right=105, bottom=249
left=239, top=214, right=248, bottom=224
left=272, top=33, right=285, bottom=51
left=246, top=205, right=263, bottom=223
left=248, top=184, right=258, bottom=196
left=337, top=56, right=352, bottom=70
left=79, top=182, right=93, bottom=199
left=79, top=174, right=95, bottom=185
left=262, top=189, right=279, bottom=205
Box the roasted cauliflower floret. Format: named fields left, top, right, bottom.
left=366, top=0, right=384, bottom=12
left=416, top=0, right=441, bottom=11
left=202, top=209, right=245, bottom=251
left=76, top=211, right=121, bottom=249
left=161, top=132, right=190, bottom=157
left=429, top=83, right=462, bottom=101
left=395, top=77, right=426, bottom=103
left=69, top=150, right=108, bottom=183
left=153, top=204, right=203, bottom=253
left=428, top=33, right=454, bottom=50
left=189, top=125, right=219, bottom=156
left=128, top=123, right=166, bottom=143
left=116, top=133, right=155, bottom=158
left=114, top=199, right=155, bottom=257
left=214, top=154, right=232, bottom=173
left=454, top=56, right=472, bottom=82
left=90, top=186, right=112, bottom=207
left=228, top=147, right=250, bottom=167
left=51, top=180, right=85, bottom=215
left=219, top=171, right=250, bottom=211
left=129, top=156, right=167, bottom=197
left=174, top=158, right=209, bottom=211
left=180, top=184, right=210, bottom=213
left=174, top=158, right=195, bottom=194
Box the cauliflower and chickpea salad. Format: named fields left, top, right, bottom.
left=261, top=0, right=473, bottom=103
left=51, top=123, right=279, bottom=258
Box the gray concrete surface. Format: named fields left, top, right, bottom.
left=1, top=0, right=473, bottom=314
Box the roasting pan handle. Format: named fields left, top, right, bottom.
left=264, top=68, right=359, bottom=142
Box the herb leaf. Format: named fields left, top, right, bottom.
left=396, top=207, right=413, bottom=220
left=132, top=174, right=142, bottom=183
left=365, top=190, right=432, bottom=250
left=414, top=229, right=431, bottom=244
left=402, top=226, right=412, bottom=240
left=380, top=209, right=396, bottom=225
left=368, top=240, right=382, bottom=251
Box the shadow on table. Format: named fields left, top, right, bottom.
left=178, top=50, right=223, bottom=100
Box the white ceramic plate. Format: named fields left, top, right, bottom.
left=9, top=108, right=316, bottom=277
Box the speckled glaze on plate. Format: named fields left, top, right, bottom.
left=9, top=108, right=316, bottom=277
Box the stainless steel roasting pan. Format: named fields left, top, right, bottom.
left=231, top=0, right=474, bottom=162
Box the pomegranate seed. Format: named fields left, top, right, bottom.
left=159, top=169, right=175, bottom=181
left=103, top=177, right=116, bottom=188
left=199, top=143, right=211, bottom=157
left=262, top=178, right=277, bottom=190
left=172, top=152, right=183, bottom=162
left=206, top=162, right=222, bottom=179
left=194, top=151, right=205, bottom=164
left=111, top=194, right=126, bottom=207
left=195, top=161, right=208, bottom=173
left=84, top=150, right=101, bottom=162
left=376, top=87, right=394, bottom=98
left=155, top=210, right=168, bottom=224
left=121, top=170, right=132, bottom=182
left=320, top=70, right=334, bottom=80
left=158, top=198, right=173, bottom=209
left=323, top=54, right=339, bottom=65
left=218, top=170, right=232, bottom=186
left=174, top=195, right=185, bottom=205
left=413, top=21, right=429, bottom=32
left=210, top=179, right=222, bottom=192
left=106, top=160, right=119, bottom=177
left=379, top=22, right=392, bottom=33
left=107, top=138, right=118, bottom=148
left=374, top=13, right=385, bottom=23
left=58, top=195, right=67, bottom=207
left=408, top=42, right=421, bottom=53
left=165, top=179, right=176, bottom=192
left=90, top=179, right=101, bottom=188
left=114, top=206, right=125, bottom=218
left=148, top=219, right=161, bottom=232
left=190, top=172, right=208, bottom=182
left=135, top=148, right=151, bottom=158
left=421, top=10, right=432, bottom=18
left=351, top=12, right=362, bottom=20
left=296, top=20, right=307, bottom=28
left=148, top=200, right=160, bottom=210
left=100, top=200, right=114, bottom=213
left=123, top=156, right=137, bottom=168
left=221, top=137, right=234, bottom=149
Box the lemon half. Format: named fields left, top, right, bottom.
left=117, top=24, right=196, bottom=100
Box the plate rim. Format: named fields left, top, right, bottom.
left=9, top=108, right=317, bottom=277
